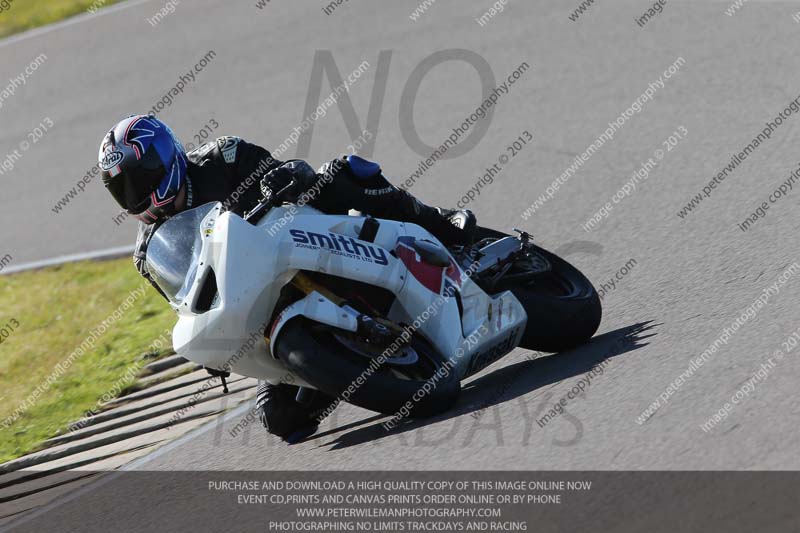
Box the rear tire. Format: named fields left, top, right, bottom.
left=274, top=318, right=461, bottom=418
left=475, top=227, right=602, bottom=353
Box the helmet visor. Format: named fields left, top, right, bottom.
left=104, top=145, right=168, bottom=213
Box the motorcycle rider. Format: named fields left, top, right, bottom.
left=99, top=114, right=475, bottom=443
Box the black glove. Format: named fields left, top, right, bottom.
left=260, top=165, right=297, bottom=202
left=260, top=160, right=316, bottom=203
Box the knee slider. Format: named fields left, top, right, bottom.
left=346, top=155, right=381, bottom=179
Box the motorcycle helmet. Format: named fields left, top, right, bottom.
left=99, top=114, right=188, bottom=224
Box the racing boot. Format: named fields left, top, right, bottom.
left=390, top=195, right=476, bottom=247
left=256, top=381, right=338, bottom=444
left=436, top=207, right=477, bottom=246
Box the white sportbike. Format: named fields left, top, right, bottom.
left=146, top=192, right=601, bottom=418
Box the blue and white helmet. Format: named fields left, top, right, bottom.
left=99, top=115, right=188, bottom=224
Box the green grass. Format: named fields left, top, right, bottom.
left=0, top=0, right=122, bottom=39
left=0, top=258, right=174, bottom=464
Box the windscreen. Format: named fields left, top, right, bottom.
left=145, top=203, right=218, bottom=304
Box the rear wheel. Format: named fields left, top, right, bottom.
left=474, top=227, right=602, bottom=353
left=274, top=318, right=460, bottom=417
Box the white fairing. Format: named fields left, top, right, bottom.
left=171, top=202, right=527, bottom=387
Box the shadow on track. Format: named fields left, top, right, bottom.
left=307, top=321, right=659, bottom=450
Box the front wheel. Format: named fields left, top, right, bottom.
left=274, top=318, right=461, bottom=418
left=475, top=227, right=602, bottom=353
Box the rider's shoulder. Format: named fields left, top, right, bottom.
left=214, top=136, right=242, bottom=163
left=188, top=136, right=242, bottom=164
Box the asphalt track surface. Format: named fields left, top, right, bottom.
left=2, top=0, right=800, bottom=511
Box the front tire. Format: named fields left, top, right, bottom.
left=274, top=318, right=461, bottom=418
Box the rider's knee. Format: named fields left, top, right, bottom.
left=345, top=155, right=381, bottom=179
left=318, top=155, right=381, bottom=182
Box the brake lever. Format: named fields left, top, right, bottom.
left=244, top=198, right=271, bottom=224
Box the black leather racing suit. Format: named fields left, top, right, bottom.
left=133, top=136, right=469, bottom=440
left=134, top=136, right=467, bottom=294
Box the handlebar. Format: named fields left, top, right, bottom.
left=243, top=178, right=297, bottom=225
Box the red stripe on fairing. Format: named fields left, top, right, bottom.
left=395, top=242, right=446, bottom=294
left=445, top=260, right=462, bottom=286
